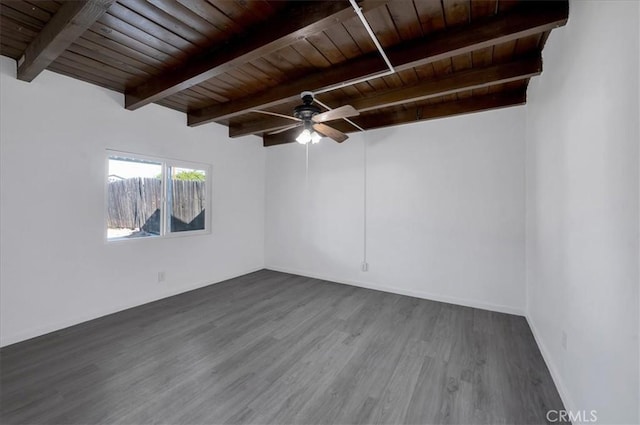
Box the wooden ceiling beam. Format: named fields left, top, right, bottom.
left=230, top=54, right=541, bottom=138
left=17, top=0, right=116, bottom=82
left=350, top=54, right=539, bottom=112
left=262, top=89, right=527, bottom=147
left=124, top=0, right=388, bottom=110
left=230, top=115, right=299, bottom=138
left=189, top=0, right=568, bottom=127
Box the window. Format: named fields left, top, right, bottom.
left=106, top=151, right=210, bottom=241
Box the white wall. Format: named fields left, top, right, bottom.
left=525, top=1, right=640, bottom=423
left=265, top=107, right=526, bottom=314
left=0, top=56, right=266, bottom=347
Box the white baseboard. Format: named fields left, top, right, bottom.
left=265, top=265, right=524, bottom=316
left=526, top=314, right=580, bottom=424
left=0, top=266, right=264, bottom=348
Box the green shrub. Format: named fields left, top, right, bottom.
left=174, top=170, right=205, bottom=181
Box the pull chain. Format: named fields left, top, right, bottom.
left=305, top=141, right=309, bottom=189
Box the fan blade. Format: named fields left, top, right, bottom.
left=250, top=109, right=300, bottom=121
left=312, top=105, right=359, bottom=123
left=313, top=123, right=348, bottom=143
left=267, top=123, right=302, bottom=135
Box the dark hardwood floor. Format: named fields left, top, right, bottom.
left=0, top=269, right=565, bottom=424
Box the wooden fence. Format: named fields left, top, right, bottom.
left=107, top=178, right=205, bottom=232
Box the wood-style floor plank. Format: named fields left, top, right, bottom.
left=0, top=269, right=566, bottom=424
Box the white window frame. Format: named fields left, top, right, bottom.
left=105, top=149, right=212, bottom=242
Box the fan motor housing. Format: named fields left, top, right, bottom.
left=293, top=94, right=321, bottom=121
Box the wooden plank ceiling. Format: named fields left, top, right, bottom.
left=0, top=0, right=568, bottom=147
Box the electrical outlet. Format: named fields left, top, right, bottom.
left=157, top=271, right=166, bottom=282
left=561, top=331, right=567, bottom=350
left=361, top=262, right=369, bottom=272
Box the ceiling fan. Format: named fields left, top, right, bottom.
left=253, top=91, right=359, bottom=144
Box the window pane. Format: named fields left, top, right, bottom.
left=167, top=167, right=206, bottom=233
left=107, top=156, right=162, bottom=239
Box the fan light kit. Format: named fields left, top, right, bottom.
left=296, top=128, right=321, bottom=144
left=296, top=122, right=321, bottom=145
